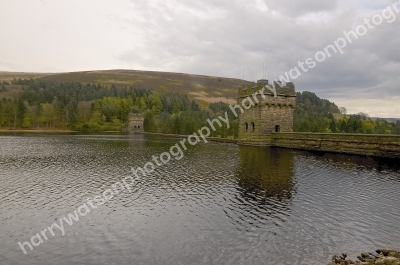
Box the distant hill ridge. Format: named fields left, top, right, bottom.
left=1, top=69, right=398, bottom=121
left=1, top=70, right=399, bottom=134
left=1, top=69, right=254, bottom=105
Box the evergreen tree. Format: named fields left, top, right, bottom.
left=339, top=119, right=348, bottom=133
left=139, top=97, right=147, bottom=112
left=0, top=100, right=3, bottom=129
left=329, top=119, right=337, bottom=133
left=151, top=92, right=162, bottom=115
left=21, top=112, right=31, bottom=128
left=0, top=83, right=6, bottom=92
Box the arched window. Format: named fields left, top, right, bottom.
left=245, top=123, right=248, bottom=132
left=251, top=122, right=255, bottom=132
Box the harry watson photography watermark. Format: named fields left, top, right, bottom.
left=17, top=1, right=400, bottom=254
left=17, top=78, right=273, bottom=255
left=274, top=1, right=400, bottom=85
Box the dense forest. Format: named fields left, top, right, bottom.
left=0, top=78, right=399, bottom=136
left=0, top=78, right=237, bottom=137
left=294, top=91, right=341, bottom=132
left=294, top=91, right=400, bottom=134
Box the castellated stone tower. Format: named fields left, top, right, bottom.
left=128, top=113, right=144, bottom=133
left=237, top=79, right=296, bottom=142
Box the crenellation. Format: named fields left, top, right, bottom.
left=237, top=79, right=296, bottom=141
left=128, top=113, right=144, bottom=133
left=236, top=80, right=400, bottom=158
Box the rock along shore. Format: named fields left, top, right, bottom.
left=328, top=249, right=400, bottom=265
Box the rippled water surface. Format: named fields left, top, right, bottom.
left=0, top=133, right=399, bottom=265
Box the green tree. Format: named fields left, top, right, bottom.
left=40, top=103, right=56, bottom=128
left=144, top=111, right=156, bottom=131
left=339, top=118, right=348, bottom=133
left=0, top=100, right=3, bottom=129
left=329, top=119, right=337, bottom=133
left=151, top=92, right=162, bottom=115
left=0, top=83, right=6, bottom=92
left=21, top=112, right=31, bottom=128
left=38, top=103, right=47, bottom=128
left=11, top=99, right=18, bottom=129
left=139, top=97, right=147, bottom=112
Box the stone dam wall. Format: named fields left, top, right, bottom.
left=238, top=132, right=400, bottom=159
left=140, top=132, right=400, bottom=158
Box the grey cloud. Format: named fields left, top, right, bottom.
left=0, top=0, right=397, bottom=116
left=116, top=0, right=400, bottom=105
left=265, top=0, right=339, bottom=17
left=1, top=0, right=393, bottom=116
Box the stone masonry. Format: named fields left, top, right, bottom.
left=128, top=113, right=144, bottom=133
left=237, top=79, right=296, bottom=142
left=236, top=80, right=400, bottom=158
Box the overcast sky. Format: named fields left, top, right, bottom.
left=1, top=0, right=399, bottom=117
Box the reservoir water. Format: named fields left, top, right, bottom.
left=0, top=133, right=399, bottom=265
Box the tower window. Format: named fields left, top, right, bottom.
left=245, top=123, right=248, bottom=132
left=251, top=122, right=255, bottom=132
left=275, top=125, right=280, bottom=132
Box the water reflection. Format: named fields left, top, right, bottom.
left=1, top=134, right=400, bottom=265
left=302, top=151, right=400, bottom=173
left=236, top=146, right=295, bottom=202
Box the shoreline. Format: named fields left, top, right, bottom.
left=0, top=130, right=238, bottom=144
left=329, top=249, right=400, bottom=265
left=142, top=131, right=238, bottom=144
left=0, top=129, right=77, bottom=133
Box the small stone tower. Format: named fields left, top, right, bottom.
left=128, top=113, right=144, bottom=133
left=237, top=79, right=296, bottom=142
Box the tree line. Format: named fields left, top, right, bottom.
left=0, top=79, right=237, bottom=138
left=294, top=91, right=400, bottom=134
left=0, top=78, right=399, bottom=136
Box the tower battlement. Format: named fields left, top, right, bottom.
left=128, top=113, right=144, bottom=133
left=238, top=79, right=296, bottom=98
left=237, top=79, right=297, bottom=141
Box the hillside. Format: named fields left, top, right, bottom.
left=1, top=76, right=399, bottom=135
left=0, top=70, right=253, bottom=106
left=0, top=71, right=54, bottom=82
left=294, top=91, right=341, bottom=132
